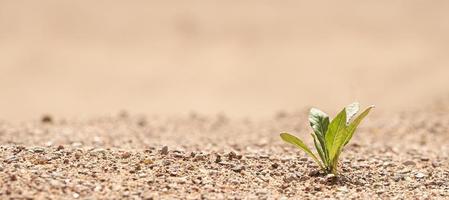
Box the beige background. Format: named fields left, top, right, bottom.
left=1, top=0, right=449, bottom=121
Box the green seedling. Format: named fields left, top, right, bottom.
left=280, top=102, right=374, bottom=175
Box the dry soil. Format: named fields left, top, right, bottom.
left=1, top=100, right=449, bottom=199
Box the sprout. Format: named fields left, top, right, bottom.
left=280, top=102, right=374, bottom=175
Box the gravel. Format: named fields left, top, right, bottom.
left=1, top=102, right=449, bottom=199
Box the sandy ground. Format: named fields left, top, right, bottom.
left=1, top=99, right=448, bottom=199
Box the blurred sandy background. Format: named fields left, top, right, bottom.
left=1, top=0, right=449, bottom=121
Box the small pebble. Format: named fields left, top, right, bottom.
left=41, top=115, right=53, bottom=123
left=74, top=152, right=82, bottom=159
left=10, top=175, right=17, bottom=181
left=31, top=147, right=45, bottom=153
left=213, top=154, right=222, bottom=163
left=90, top=148, right=106, bottom=156
left=142, top=159, right=153, bottom=165
left=403, top=160, right=416, bottom=166
left=420, top=157, right=430, bottom=162
left=56, top=145, right=64, bottom=151
left=232, top=165, right=244, bottom=173
left=284, top=173, right=296, bottom=183
left=228, top=151, right=237, bottom=160
left=121, top=152, right=131, bottom=159
left=432, top=161, right=440, bottom=168
left=415, top=172, right=426, bottom=179
left=161, top=146, right=169, bottom=155
left=325, top=173, right=337, bottom=182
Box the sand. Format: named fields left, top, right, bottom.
left=1, top=100, right=448, bottom=199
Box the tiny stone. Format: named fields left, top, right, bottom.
left=280, top=184, right=289, bottom=189
left=172, top=152, right=185, bottom=158
left=284, top=173, right=296, bottom=183
left=398, top=168, right=411, bottom=174
left=256, top=189, right=268, bottom=196
left=162, top=160, right=171, bottom=166
left=230, top=179, right=240, bottom=184
left=137, top=118, right=147, bottom=127
left=193, top=154, right=207, bottom=161
left=90, top=148, right=106, bottom=156
left=299, top=157, right=308, bottom=161
left=337, top=187, right=348, bottom=193
left=415, top=172, right=426, bottom=179
left=280, top=157, right=293, bottom=162
left=4, top=156, right=19, bottom=164
left=214, top=154, right=222, bottom=163
left=308, top=170, right=320, bottom=177
left=34, top=157, right=49, bottom=165
left=258, top=154, right=269, bottom=159
left=121, top=152, right=131, bottom=159
left=393, top=174, right=404, bottom=182
left=142, top=159, right=153, bottom=165
left=74, top=152, right=82, bottom=159
left=383, top=162, right=395, bottom=167
left=228, top=151, right=237, bottom=160
left=420, top=157, right=430, bottom=162
left=41, top=115, right=53, bottom=123
left=403, top=160, right=416, bottom=166
left=232, top=165, right=244, bottom=173
left=325, top=173, right=337, bottom=182
left=432, top=161, right=440, bottom=168
left=31, top=147, right=45, bottom=153
left=94, top=185, right=102, bottom=192
left=175, top=177, right=187, bottom=184
left=161, top=146, right=169, bottom=155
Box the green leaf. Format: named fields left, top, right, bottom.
left=343, top=105, right=374, bottom=146
left=309, top=108, right=330, bottom=164
left=345, top=102, right=360, bottom=124
left=309, top=108, right=330, bottom=138
left=325, top=108, right=347, bottom=161
left=311, top=133, right=327, bottom=167
left=280, top=133, right=324, bottom=169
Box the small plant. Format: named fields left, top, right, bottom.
left=280, top=102, right=374, bottom=175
